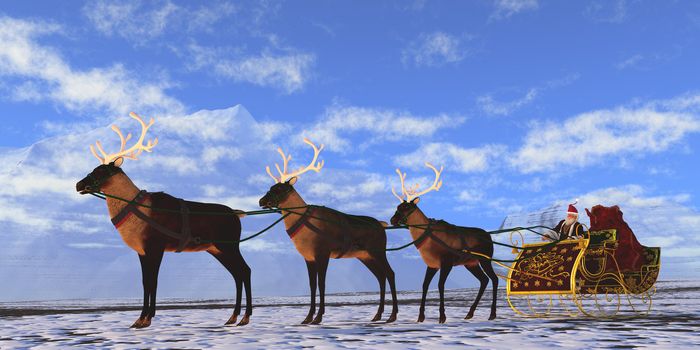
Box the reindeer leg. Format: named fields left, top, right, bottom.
left=311, top=256, right=329, bottom=325
left=210, top=247, right=252, bottom=326
left=132, top=249, right=164, bottom=329
left=479, top=260, right=499, bottom=320
left=359, top=257, right=385, bottom=322
left=377, top=253, right=398, bottom=323
left=302, top=260, right=317, bottom=324
left=437, top=262, right=453, bottom=324
left=464, top=264, right=488, bottom=319
left=418, top=267, right=438, bottom=323
left=240, top=252, right=253, bottom=327
left=132, top=254, right=149, bottom=329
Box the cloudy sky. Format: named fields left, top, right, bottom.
left=1, top=1, right=699, bottom=301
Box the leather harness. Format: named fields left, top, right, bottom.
left=284, top=206, right=354, bottom=259
left=110, top=190, right=193, bottom=253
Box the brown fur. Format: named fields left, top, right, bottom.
left=391, top=201, right=498, bottom=323
left=261, top=185, right=398, bottom=324
left=77, top=165, right=252, bottom=328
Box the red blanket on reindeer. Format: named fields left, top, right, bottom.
left=585, top=204, right=649, bottom=272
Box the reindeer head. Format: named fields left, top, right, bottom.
left=76, top=112, right=158, bottom=194
left=389, top=163, right=443, bottom=226
left=259, top=138, right=324, bottom=209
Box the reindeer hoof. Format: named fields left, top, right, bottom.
left=489, top=313, right=497, bottom=320
left=310, top=315, right=323, bottom=325
left=131, top=317, right=151, bottom=329
left=464, top=313, right=474, bottom=320
left=129, top=317, right=151, bottom=329
left=439, top=315, right=446, bottom=324
left=416, top=314, right=425, bottom=323
left=236, top=315, right=250, bottom=326
left=386, top=313, right=397, bottom=323
left=301, top=316, right=313, bottom=325
left=225, top=314, right=238, bottom=325
left=130, top=318, right=143, bottom=328
left=371, top=313, right=382, bottom=322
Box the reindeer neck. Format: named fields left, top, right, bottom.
left=101, top=174, right=142, bottom=219
left=278, top=190, right=309, bottom=230
left=406, top=207, right=431, bottom=241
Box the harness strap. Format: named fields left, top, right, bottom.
left=414, top=223, right=433, bottom=249
left=111, top=190, right=149, bottom=228
left=285, top=206, right=353, bottom=258
left=428, top=228, right=486, bottom=260
left=415, top=220, right=490, bottom=261
left=177, top=199, right=192, bottom=253
left=286, top=207, right=314, bottom=239
left=111, top=190, right=193, bottom=253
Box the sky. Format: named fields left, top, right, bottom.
left=1, top=0, right=699, bottom=301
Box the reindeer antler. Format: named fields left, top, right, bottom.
left=90, top=112, right=159, bottom=164
left=266, top=138, right=325, bottom=183
left=391, top=169, right=408, bottom=202
left=392, top=162, right=443, bottom=202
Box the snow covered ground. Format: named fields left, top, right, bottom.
left=1, top=280, right=698, bottom=349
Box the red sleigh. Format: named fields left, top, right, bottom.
left=506, top=205, right=661, bottom=318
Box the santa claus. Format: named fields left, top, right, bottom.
left=543, top=201, right=586, bottom=241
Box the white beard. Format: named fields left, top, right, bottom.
left=564, top=216, right=577, bottom=226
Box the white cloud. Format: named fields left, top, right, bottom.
left=510, top=100, right=700, bottom=173
left=300, top=170, right=397, bottom=218
left=307, top=173, right=387, bottom=201
left=502, top=185, right=700, bottom=258
left=201, top=146, right=242, bottom=167
left=0, top=104, right=284, bottom=240
left=187, top=43, right=315, bottom=93
left=0, top=16, right=184, bottom=118
left=82, top=1, right=235, bottom=43
left=394, top=142, right=506, bottom=174
left=67, top=242, right=124, bottom=249
left=576, top=185, right=700, bottom=258
left=458, top=190, right=484, bottom=202
left=303, top=104, right=465, bottom=152
left=201, top=184, right=227, bottom=197
left=477, top=74, right=579, bottom=116
left=402, top=31, right=470, bottom=67
left=585, top=0, right=628, bottom=23
left=491, top=0, right=539, bottom=20
left=615, top=54, right=644, bottom=70
left=240, top=238, right=288, bottom=253
left=83, top=1, right=178, bottom=44
left=478, top=88, right=538, bottom=116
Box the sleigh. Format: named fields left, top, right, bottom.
left=505, top=205, right=661, bottom=318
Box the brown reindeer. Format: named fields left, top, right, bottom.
left=258, top=139, right=398, bottom=324
left=75, top=113, right=252, bottom=328
left=389, top=163, right=497, bottom=323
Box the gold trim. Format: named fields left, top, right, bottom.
left=507, top=238, right=589, bottom=296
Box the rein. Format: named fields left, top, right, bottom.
left=88, top=191, right=563, bottom=259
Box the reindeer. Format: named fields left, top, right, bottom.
left=389, top=163, right=498, bottom=323
left=75, top=113, right=252, bottom=328
left=258, top=139, right=398, bottom=324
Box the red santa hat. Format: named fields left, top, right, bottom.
left=567, top=200, right=579, bottom=215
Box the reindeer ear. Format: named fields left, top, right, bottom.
left=287, top=176, right=298, bottom=185
left=112, top=157, right=124, bottom=168
left=585, top=208, right=592, bottom=217
left=411, top=197, right=420, bottom=204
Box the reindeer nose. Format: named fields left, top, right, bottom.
left=76, top=180, right=85, bottom=192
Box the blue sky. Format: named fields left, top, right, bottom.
left=1, top=1, right=699, bottom=300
